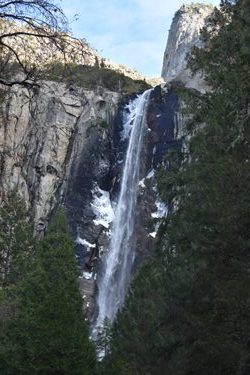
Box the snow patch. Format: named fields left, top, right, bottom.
left=149, top=199, right=168, bottom=239
left=138, top=178, right=146, bottom=188
left=93, top=219, right=110, bottom=228
left=91, top=185, right=114, bottom=229
left=146, top=169, right=155, bottom=179
left=149, top=231, right=157, bottom=238
left=76, top=237, right=96, bottom=250
left=148, top=222, right=161, bottom=239
left=151, top=201, right=168, bottom=219
left=81, top=271, right=93, bottom=280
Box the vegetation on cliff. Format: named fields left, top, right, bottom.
left=43, top=62, right=150, bottom=94
left=0, top=0, right=70, bottom=86
left=0, top=0, right=150, bottom=92
left=102, top=1, right=250, bottom=374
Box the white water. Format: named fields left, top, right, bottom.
left=94, top=89, right=152, bottom=330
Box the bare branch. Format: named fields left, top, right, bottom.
left=0, top=30, right=65, bottom=40
left=0, top=0, right=68, bottom=32
left=0, top=0, right=70, bottom=87
left=1, top=40, right=27, bottom=70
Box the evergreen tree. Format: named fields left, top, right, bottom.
left=0, top=190, right=34, bottom=288
left=0, top=190, right=34, bottom=373
left=0, top=209, right=97, bottom=375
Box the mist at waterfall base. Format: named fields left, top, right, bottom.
left=92, top=89, right=152, bottom=339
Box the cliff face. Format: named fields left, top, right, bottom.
left=0, top=82, right=119, bottom=233
left=161, top=4, right=213, bottom=91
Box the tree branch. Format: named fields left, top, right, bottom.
left=1, top=41, right=27, bottom=71
left=0, top=30, right=64, bottom=39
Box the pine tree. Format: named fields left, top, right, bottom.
left=0, top=190, right=34, bottom=288
left=0, top=209, right=97, bottom=375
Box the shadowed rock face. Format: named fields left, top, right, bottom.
left=132, top=84, right=183, bottom=269
left=161, top=4, right=214, bottom=91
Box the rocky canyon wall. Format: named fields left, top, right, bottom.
left=0, top=82, right=119, bottom=233
left=161, top=4, right=213, bottom=91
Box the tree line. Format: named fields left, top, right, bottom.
left=0, top=192, right=97, bottom=374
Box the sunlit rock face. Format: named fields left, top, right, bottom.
left=161, top=4, right=214, bottom=91
left=0, top=82, right=119, bottom=233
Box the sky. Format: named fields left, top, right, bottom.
left=60, top=0, right=219, bottom=78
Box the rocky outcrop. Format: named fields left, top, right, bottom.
left=161, top=4, right=214, bottom=91
left=0, top=81, right=119, bottom=233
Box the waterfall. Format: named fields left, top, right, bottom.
left=94, top=89, right=152, bottom=330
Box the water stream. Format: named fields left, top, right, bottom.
left=94, top=89, right=152, bottom=330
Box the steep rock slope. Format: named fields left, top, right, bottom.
left=161, top=4, right=213, bottom=91
left=0, top=82, right=119, bottom=233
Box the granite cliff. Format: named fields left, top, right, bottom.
left=0, top=82, right=119, bottom=231
left=161, top=3, right=214, bottom=91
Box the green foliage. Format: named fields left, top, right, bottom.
left=0, top=190, right=34, bottom=288
left=102, top=1, right=250, bottom=374
left=43, top=62, right=151, bottom=94
left=0, top=209, right=97, bottom=374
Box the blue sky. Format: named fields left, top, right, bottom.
left=60, top=0, right=219, bottom=77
